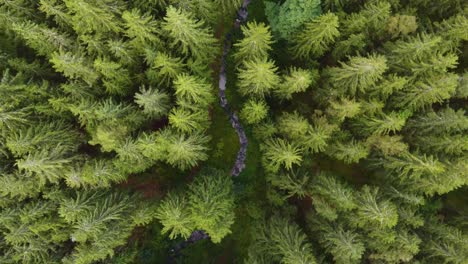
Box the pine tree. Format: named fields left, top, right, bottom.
left=214, top=0, right=242, bottom=14
left=435, top=14, right=468, bottom=50
left=187, top=170, right=235, bottom=243
left=264, top=0, right=322, bottom=39
left=415, top=157, right=467, bottom=196
left=270, top=169, right=311, bottom=199
left=155, top=192, right=194, bottom=239
left=252, top=216, right=317, bottom=264
left=50, top=51, right=99, bottom=86
left=107, top=39, right=134, bottom=65
left=366, top=135, right=408, bottom=156
left=162, top=6, right=218, bottom=63
left=420, top=218, right=468, bottom=263
left=276, top=67, right=317, bottom=100
left=79, top=159, right=126, bottom=187
left=412, top=134, right=468, bottom=155
left=386, top=15, right=418, bottom=38
left=0, top=171, right=41, bottom=200
left=169, top=107, right=209, bottom=133
left=310, top=173, right=356, bottom=221
left=276, top=112, right=310, bottom=140
left=63, top=0, right=122, bottom=35
left=332, top=33, right=367, bottom=61
left=368, top=74, right=408, bottom=100
left=352, top=185, right=399, bottom=229
left=326, top=54, right=388, bottom=96
left=291, top=13, right=340, bottom=59
left=311, top=220, right=365, bottom=264
left=327, top=139, right=369, bottom=164
left=240, top=99, right=269, bottom=124
left=263, top=138, right=303, bottom=172
left=134, top=86, right=170, bottom=119
left=173, top=0, right=218, bottom=24
left=353, top=111, right=410, bottom=136
left=301, top=118, right=336, bottom=153
left=173, top=73, right=214, bottom=108
left=5, top=121, right=80, bottom=157
left=38, top=0, right=71, bottom=29
left=342, top=1, right=391, bottom=39
left=160, top=130, right=210, bottom=170
left=122, top=8, right=159, bottom=49
left=237, top=58, right=280, bottom=98
left=376, top=151, right=446, bottom=180
left=16, top=145, right=73, bottom=186
left=113, top=138, right=154, bottom=174
left=11, top=21, right=72, bottom=57
left=234, top=21, right=273, bottom=63
left=392, top=73, right=458, bottom=111
left=405, top=108, right=468, bottom=135
left=385, top=33, right=448, bottom=73
left=148, top=52, right=185, bottom=87
left=326, top=98, right=361, bottom=122
left=93, top=57, right=131, bottom=95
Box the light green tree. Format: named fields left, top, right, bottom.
left=134, top=86, right=170, bottom=119
left=263, top=138, right=303, bottom=172
left=93, top=57, right=131, bottom=95
left=234, top=21, right=273, bottom=63
left=392, top=73, right=458, bottom=111
left=327, top=98, right=362, bottom=122
left=63, top=0, right=121, bottom=35
left=149, top=52, right=185, bottom=86
left=327, top=139, right=369, bottom=164
left=173, top=73, right=214, bottom=108
left=11, top=21, right=71, bottom=57
left=326, top=54, right=388, bottom=96
left=188, top=170, right=235, bottom=243
left=353, top=111, right=410, bottom=136
left=155, top=192, right=194, bottom=239
left=352, top=186, right=399, bottom=229
left=405, top=108, right=468, bottom=135
left=162, top=6, right=218, bottom=63
left=159, top=130, right=210, bottom=170
left=252, top=216, right=318, bottom=264
left=122, top=9, right=160, bottom=49
left=50, top=51, right=99, bottom=86
left=169, top=107, right=209, bottom=133
left=276, top=68, right=317, bottom=100
left=291, top=13, right=340, bottom=59
left=237, top=59, right=280, bottom=98
left=240, top=99, right=269, bottom=124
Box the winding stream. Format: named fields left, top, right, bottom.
left=220, top=0, right=250, bottom=177
left=167, top=1, right=251, bottom=262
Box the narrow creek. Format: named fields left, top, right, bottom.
left=167, top=1, right=252, bottom=262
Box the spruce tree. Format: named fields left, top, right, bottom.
left=155, top=192, right=194, bottom=239
left=234, top=21, right=273, bottom=63
left=251, top=216, right=318, bottom=264
left=162, top=6, right=218, bottom=63
left=263, top=138, right=303, bottom=172
left=276, top=67, right=317, bottom=100
left=187, top=170, right=235, bottom=243
left=237, top=58, right=280, bottom=98
left=240, top=99, right=269, bottom=125
left=326, top=54, right=388, bottom=96
left=291, top=13, right=340, bottom=59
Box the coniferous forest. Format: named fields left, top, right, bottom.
left=0, top=0, right=467, bottom=263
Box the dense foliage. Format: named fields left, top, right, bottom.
left=0, top=0, right=467, bottom=263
